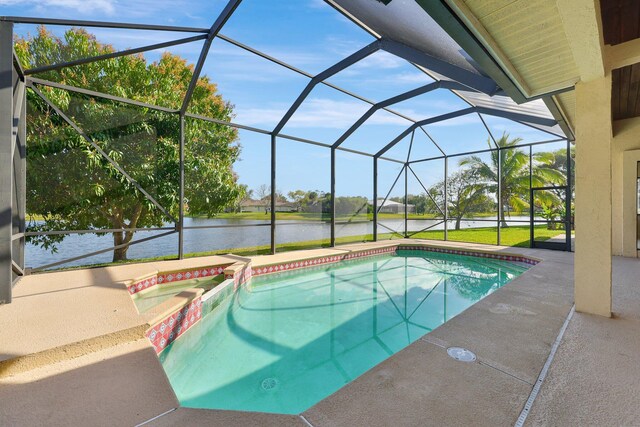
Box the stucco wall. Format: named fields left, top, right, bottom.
left=612, top=117, right=640, bottom=257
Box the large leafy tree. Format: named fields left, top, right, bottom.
left=430, top=169, right=494, bottom=230
left=459, top=133, right=564, bottom=227
left=17, top=27, right=244, bottom=261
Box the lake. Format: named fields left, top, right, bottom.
left=25, top=216, right=536, bottom=269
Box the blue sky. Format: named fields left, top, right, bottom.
left=1, top=0, right=557, bottom=197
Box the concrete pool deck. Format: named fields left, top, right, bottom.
left=0, top=240, right=638, bottom=426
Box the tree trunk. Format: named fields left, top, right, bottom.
left=500, top=195, right=509, bottom=228
left=455, top=217, right=461, bottom=230
left=112, top=238, right=128, bottom=262
left=111, top=204, right=143, bottom=262
left=112, top=229, right=135, bottom=262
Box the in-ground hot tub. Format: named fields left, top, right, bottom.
left=156, top=247, right=533, bottom=414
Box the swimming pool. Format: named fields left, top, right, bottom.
left=159, top=250, right=529, bottom=414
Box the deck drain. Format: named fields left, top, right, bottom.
left=261, top=377, right=279, bottom=391
left=447, top=347, right=476, bottom=362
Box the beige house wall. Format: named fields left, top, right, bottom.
left=612, top=117, right=640, bottom=257
left=574, top=75, right=613, bottom=317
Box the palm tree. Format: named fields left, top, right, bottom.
left=459, top=133, right=565, bottom=227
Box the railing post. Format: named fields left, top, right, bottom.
left=1, top=22, right=14, bottom=303
left=270, top=134, right=276, bottom=254
left=330, top=147, right=336, bottom=246
left=404, top=164, right=408, bottom=238
left=497, top=147, right=502, bottom=246
left=529, top=145, right=534, bottom=247
left=178, top=114, right=185, bottom=259
left=443, top=156, right=448, bottom=241
left=373, top=157, right=378, bottom=241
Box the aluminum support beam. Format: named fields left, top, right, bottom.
left=497, top=148, right=502, bottom=245
left=31, top=230, right=177, bottom=272
left=332, top=80, right=468, bottom=149
left=1, top=22, right=13, bottom=302
left=376, top=105, right=557, bottom=159
left=404, top=164, right=408, bottom=237
left=25, top=34, right=208, bottom=76
left=270, top=134, right=276, bottom=254
left=408, top=166, right=444, bottom=217
left=15, top=71, right=26, bottom=281
left=529, top=146, right=534, bottom=245
left=376, top=108, right=475, bottom=158
left=444, top=157, right=448, bottom=241
left=178, top=114, right=185, bottom=259
left=272, top=40, right=381, bottom=135
left=217, top=33, right=418, bottom=125
left=418, top=126, right=446, bottom=156
left=373, top=157, right=378, bottom=241
left=476, top=106, right=557, bottom=128
left=29, top=77, right=178, bottom=113
left=0, top=16, right=209, bottom=33
left=380, top=39, right=498, bottom=95
left=330, top=148, right=336, bottom=247
left=180, top=0, right=242, bottom=115
left=12, top=49, right=24, bottom=80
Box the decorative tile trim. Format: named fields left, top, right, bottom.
left=397, top=245, right=540, bottom=265
left=249, top=245, right=537, bottom=279
left=127, top=274, right=158, bottom=295
left=247, top=252, right=392, bottom=283
left=127, top=265, right=229, bottom=295
left=250, top=246, right=397, bottom=277
left=157, top=266, right=226, bottom=285
left=146, top=297, right=202, bottom=354
left=223, top=261, right=254, bottom=289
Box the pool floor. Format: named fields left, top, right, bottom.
left=159, top=250, right=528, bottom=414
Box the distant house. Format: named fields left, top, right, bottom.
left=240, top=199, right=296, bottom=213
left=240, top=199, right=266, bottom=213
left=368, top=199, right=415, bottom=214
left=274, top=202, right=297, bottom=212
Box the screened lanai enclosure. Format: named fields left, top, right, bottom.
left=1, top=0, right=574, bottom=302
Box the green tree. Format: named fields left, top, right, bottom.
left=18, top=27, right=244, bottom=262
left=459, top=133, right=564, bottom=227
left=431, top=169, right=491, bottom=230
left=407, top=194, right=427, bottom=215
left=287, top=190, right=308, bottom=212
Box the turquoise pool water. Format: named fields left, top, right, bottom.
left=159, top=250, right=528, bottom=414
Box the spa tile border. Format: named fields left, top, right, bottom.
left=127, top=265, right=229, bottom=295
left=398, top=245, right=540, bottom=265
left=158, top=266, right=226, bottom=285
left=128, top=274, right=158, bottom=295
left=250, top=246, right=396, bottom=277
left=224, top=263, right=253, bottom=289
left=247, top=253, right=393, bottom=282
left=146, top=297, right=202, bottom=354
left=249, top=244, right=538, bottom=279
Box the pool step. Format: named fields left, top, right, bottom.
left=0, top=323, right=149, bottom=378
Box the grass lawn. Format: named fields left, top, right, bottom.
left=410, top=225, right=565, bottom=247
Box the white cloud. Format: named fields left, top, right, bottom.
left=338, top=50, right=406, bottom=77
left=235, top=97, right=413, bottom=129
